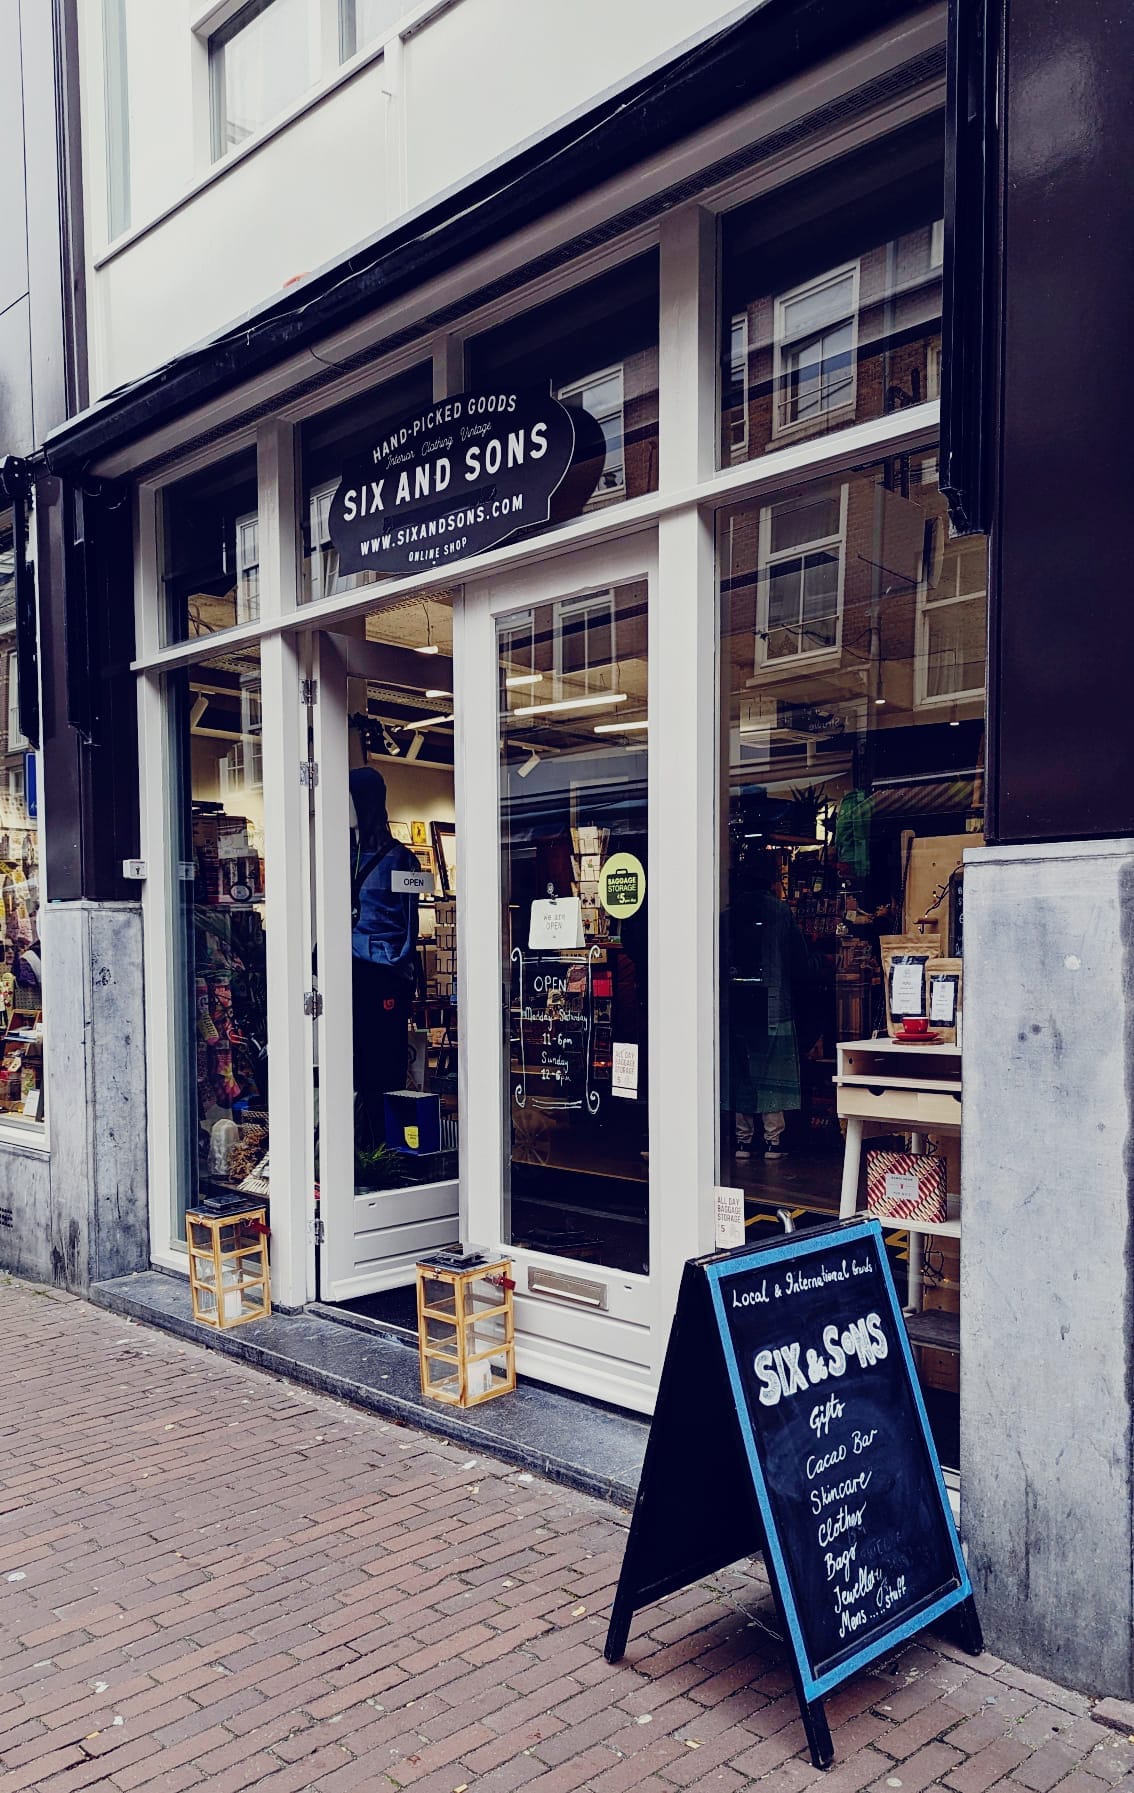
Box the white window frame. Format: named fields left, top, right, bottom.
left=772, top=261, right=860, bottom=438
left=208, top=0, right=324, bottom=163
left=755, top=484, right=848, bottom=671
left=557, top=364, right=627, bottom=502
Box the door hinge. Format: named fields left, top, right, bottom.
left=313, top=1215, right=325, bottom=1246
left=300, top=678, right=317, bottom=706
left=303, top=989, right=323, bottom=1018
left=300, top=759, right=319, bottom=788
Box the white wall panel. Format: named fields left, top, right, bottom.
left=92, top=64, right=391, bottom=394
left=402, top=0, right=745, bottom=211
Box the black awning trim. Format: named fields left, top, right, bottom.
left=43, top=0, right=935, bottom=478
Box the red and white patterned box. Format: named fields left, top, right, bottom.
left=865, top=1150, right=947, bottom=1224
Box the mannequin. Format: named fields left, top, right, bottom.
left=349, top=766, right=421, bottom=1149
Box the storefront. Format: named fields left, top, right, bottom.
left=69, top=22, right=979, bottom=1441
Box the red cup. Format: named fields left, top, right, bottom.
left=902, top=1016, right=929, bottom=1035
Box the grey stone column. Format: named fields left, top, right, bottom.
left=0, top=900, right=149, bottom=1289
left=962, top=841, right=1134, bottom=1698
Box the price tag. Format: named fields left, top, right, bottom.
left=612, top=1041, right=638, bottom=1099
left=715, top=1186, right=745, bottom=1250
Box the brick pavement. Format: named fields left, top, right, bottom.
left=0, top=1276, right=1131, bottom=1793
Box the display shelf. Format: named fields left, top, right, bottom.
left=835, top=1034, right=963, bottom=1333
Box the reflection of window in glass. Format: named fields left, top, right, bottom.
left=720, top=119, right=945, bottom=466
left=469, top=254, right=659, bottom=531
left=917, top=512, right=988, bottom=704
left=210, top=0, right=320, bottom=161
left=102, top=0, right=131, bottom=238
left=774, top=266, right=859, bottom=433
left=757, top=490, right=845, bottom=664
left=162, top=449, right=259, bottom=643
left=555, top=592, right=615, bottom=695
left=500, top=611, right=537, bottom=690
left=557, top=366, right=625, bottom=497
left=727, top=315, right=749, bottom=457
left=235, top=514, right=260, bottom=624
left=339, top=0, right=402, bottom=58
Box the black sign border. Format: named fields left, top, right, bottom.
left=703, top=1217, right=972, bottom=1704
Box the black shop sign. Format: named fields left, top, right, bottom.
left=606, top=1219, right=981, bottom=1769
left=328, top=385, right=576, bottom=576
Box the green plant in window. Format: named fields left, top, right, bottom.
left=354, top=1143, right=415, bottom=1191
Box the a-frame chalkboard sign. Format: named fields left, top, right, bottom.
left=605, top=1219, right=981, bottom=1769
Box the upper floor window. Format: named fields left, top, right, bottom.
left=340, top=0, right=402, bottom=59
left=210, top=0, right=321, bottom=160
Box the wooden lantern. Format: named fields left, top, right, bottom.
left=187, top=1205, right=270, bottom=1329
left=415, top=1255, right=516, bottom=1407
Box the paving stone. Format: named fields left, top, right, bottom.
left=0, top=1274, right=1127, bottom=1793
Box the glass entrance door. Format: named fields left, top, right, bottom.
left=498, top=578, right=650, bottom=1275
left=309, top=592, right=462, bottom=1305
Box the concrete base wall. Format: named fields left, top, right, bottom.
left=0, top=901, right=148, bottom=1290
left=963, top=840, right=1134, bottom=1698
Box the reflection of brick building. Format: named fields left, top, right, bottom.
left=724, top=222, right=943, bottom=463
left=722, top=453, right=985, bottom=754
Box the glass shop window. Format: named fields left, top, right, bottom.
left=300, top=363, right=434, bottom=605
left=499, top=580, right=649, bottom=1276
left=720, top=117, right=945, bottom=464
left=161, top=449, right=259, bottom=644
left=718, top=448, right=987, bottom=1470
left=468, top=254, right=659, bottom=539
left=168, top=646, right=268, bottom=1241
left=0, top=511, right=44, bottom=1127
left=209, top=0, right=321, bottom=160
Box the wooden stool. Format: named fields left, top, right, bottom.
left=416, top=1253, right=516, bottom=1407
left=187, top=1205, right=270, bottom=1329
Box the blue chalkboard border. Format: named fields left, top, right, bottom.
left=704, top=1217, right=972, bottom=1703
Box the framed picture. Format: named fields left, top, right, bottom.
left=431, top=821, right=457, bottom=894
left=411, top=845, right=437, bottom=883
left=389, top=820, right=412, bottom=845
left=411, top=820, right=429, bottom=846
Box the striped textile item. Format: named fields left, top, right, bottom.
left=865, top=1150, right=946, bottom=1224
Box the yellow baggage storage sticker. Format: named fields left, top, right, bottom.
left=598, top=852, right=646, bottom=919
